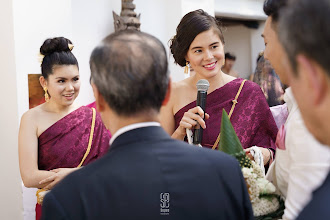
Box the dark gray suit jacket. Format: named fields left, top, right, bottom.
left=297, top=171, right=330, bottom=220
left=42, top=126, right=253, bottom=220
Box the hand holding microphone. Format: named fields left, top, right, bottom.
left=193, top=79, right=210, bottom=145
left=177, top=79, right=210, bottom=144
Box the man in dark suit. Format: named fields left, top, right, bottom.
left=41, top=30, right=253, bottom=220
left=277, top=0, right=330, bottom=219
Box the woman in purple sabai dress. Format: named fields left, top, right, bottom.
left=160, top=10, right=277, bottom=166
left=18, top=37, right=110, bottom=220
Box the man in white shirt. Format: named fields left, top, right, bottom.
left=278, top=0, right=330, bottom=219
left=41, top=30, right=253, bottom=220
left=262, top=0, right=330, bottom=219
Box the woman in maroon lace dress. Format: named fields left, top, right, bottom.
left=160, top=10, right=277, bottom=164
left=18, top=37, right=110, bottom=220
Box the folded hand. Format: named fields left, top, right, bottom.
left=39, top=168, right=79, bottom=190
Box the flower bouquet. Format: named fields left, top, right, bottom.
left=218, top=109, right=284, bottom=219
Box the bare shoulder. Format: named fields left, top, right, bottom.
left=171, top=78, right=196, bottom=114
left=20, top=105, right=43, bottom=134
left=223, top=74, right=237, bottom=83
left=21, top=105, right=42, bottom=122
left=171, top=78, right=192, bottom=92
left=161, top=78, right=193, bottom=114
left=167, top=79, right=187, bottom=106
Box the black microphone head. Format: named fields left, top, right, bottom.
left=196, top=79, right=210, bottom=92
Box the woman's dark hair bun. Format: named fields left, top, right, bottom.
left=40, top=37, right=73, bottom=56
left=39, top=36, right=78, bottom=79
left=169, top=35, right=186, bottom=67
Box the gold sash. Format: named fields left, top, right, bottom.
left=212, top=80, right=246, bottom=150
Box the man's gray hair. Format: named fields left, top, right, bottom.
left=90, top=30, right=169, bottom=115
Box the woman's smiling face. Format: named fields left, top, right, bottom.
left=45, top=65, right=80, bottom=106
left=185, top=28, right=225, bottom=79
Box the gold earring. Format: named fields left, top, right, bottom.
left=184, top=61, right=189, bottom=74
left=44, top=87, right=50, bottom=103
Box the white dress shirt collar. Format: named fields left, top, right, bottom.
left=109, top=122, right=161, bottom=145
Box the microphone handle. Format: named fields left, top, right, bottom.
left=193, top=91, right=207, bottom=145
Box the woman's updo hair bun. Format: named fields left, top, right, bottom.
left=40, top=37, right=78, bottom=79
left=40, top=37, right=73, bottom=56
left=169, top=35, right=186, bottom=67
left=170, top=9, right=225, bottom=67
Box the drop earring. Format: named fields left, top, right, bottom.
left=184, top=61, right=189, bottom=74
left=44, top=87, right=50, bottom=103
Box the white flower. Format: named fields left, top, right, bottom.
left=257, top=178, right=276, bottom=195
left=241, top=161, right=280, bottom=216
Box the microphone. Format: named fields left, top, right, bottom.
left=193, top=79, right=210, bottom=145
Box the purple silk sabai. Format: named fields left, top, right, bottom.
left=175, top=78, right=278, bottom=151
left=38, top=106, right=110, bottom=171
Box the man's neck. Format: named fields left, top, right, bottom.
left=105, top=109, right=160, bottom=135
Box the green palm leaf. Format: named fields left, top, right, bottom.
left=218, top=109, right=252, bottom=168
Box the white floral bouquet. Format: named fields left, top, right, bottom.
left=219, top=110, right=284, bottom=219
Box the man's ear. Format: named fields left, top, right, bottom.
left=91, top=83, right=106, bottom=112
left=297, top=54, right=327, bottom=105
left=162, top=78, right=171, bottom=106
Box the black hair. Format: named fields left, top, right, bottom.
left=225, top=52, right=236, bottom=61
left=40, top=37, right=79, bottom=79
left=263, top=0, right=288, bottom=23
left=170, top=9, right=225, bottom=67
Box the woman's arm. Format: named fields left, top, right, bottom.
left=18, top=111, right=77, bottom=189
left=18, top=111, right=55, bottom=188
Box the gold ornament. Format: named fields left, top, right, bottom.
left=68, top=43, right=74, bottom=51
left=44, top=87, right=50, bottom=103
left=184, top=61, right=189, bottom=74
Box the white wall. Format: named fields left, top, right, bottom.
left=0, top=0, right=23, bottom=219
left=13, top=0, right=73, bottom=120
left=250, top=21, right=265, bottom=73
left=223, top=25, right=252, bottom=79
left=71, top=0, right=121, bottom=104
left=215, top=0, right=266, bottom=20
left=135, top=0, right=183, bottom=82
left=216, top=0, right=266, bottom=79
left=222, top=21, right=265, bottom=79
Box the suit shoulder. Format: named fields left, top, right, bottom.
left=171, top=139, right=240, bottom=168
left=199, top=147, right=240, bottom=167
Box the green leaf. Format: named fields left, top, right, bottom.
left=219, top=109, right=252, bottom=168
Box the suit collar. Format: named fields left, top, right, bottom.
left=110, top=122, right=161, bottom=145
left=109, top=126, right=170, bottom=151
